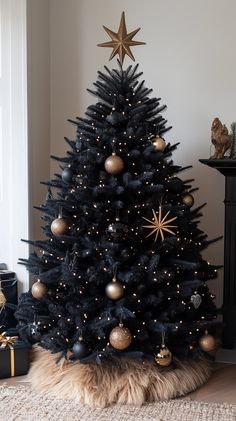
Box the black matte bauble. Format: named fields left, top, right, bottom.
left=137, top=284, right=147, bottom=294
left=62, top=167, right=73, bottom=183
left=106, top=111, right=126, bottom=126
left=121, top=248, right=130, bottom=259
left=72, top=341, right=89, bottom=359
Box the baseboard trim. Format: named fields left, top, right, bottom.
left=216, top=348, right=236, bottom=364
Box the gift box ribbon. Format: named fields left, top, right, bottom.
left=0, top=332, right=18, bottom=376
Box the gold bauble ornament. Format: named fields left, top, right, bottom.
left=155, top=345, right=172, bottom=366
left=199, top=332, right=217, bottom=353
left=104, top=153, right=124, bottom=175
left=0, top=290, right=6, bottom=309
left=105, top=277, right=124, bottom=300
left=109, top=322, right=132, bottom=350
left=31, top=281, right=48, bottom=299
left=182, top=194, right=194, bottom=207
left=51, top=217, right=70, bottom=236
left=152, top=136, right=166, bottom=152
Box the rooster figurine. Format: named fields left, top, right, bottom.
left=210, top=117, right=232, bottom=159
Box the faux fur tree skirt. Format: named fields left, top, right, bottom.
left=28, top=346, right=212, bottom=407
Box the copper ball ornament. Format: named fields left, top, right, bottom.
left=51, top=217, right=70, bottom=236
left=155, top=345, right=172, bottom=366
left=104, top=153, right=124, bottom=175
left=182, top=194, right=194, bottom=207
left=105, top=277, right=124, bottom=300
left=31, top=281, right=47, bottom=299
left=199, top=333, right=217, bottom=353
left=152, top=136, right=166, bottom=152
left=109, top=323, right=132, bottom=350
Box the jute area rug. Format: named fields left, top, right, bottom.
left=0, top=385, right=236, bottom=421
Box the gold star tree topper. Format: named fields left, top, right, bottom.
left=97, top=12, right=145, bottom=64
left=142, top=207, right=177, bottom=242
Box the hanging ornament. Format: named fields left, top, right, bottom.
left=31, top=281, right=47, bottom=299
left=106, top=111, right=127, bottom=126
left=190, top=292, right=202, bottom=309
left=104, top=153, right=124, bottom=175
left=72, top=337, right=89, bottom=359
left=182, top=194, right=194, bottom=207
left=51, top=207, right=70, bottom=236
left=137, top=283, right=147, bottom=294
left=107, top=218, right=129, bottom=242
left=109, top=322, right=132, bottom=350
left=152, top=136, right=166, bottom=152
left=0, top=285, right=6, bottom=310
left=62, top=167, right=73, bottom=183
left=51, top=217, right=70, bottom=236
left=142, top=206, right=177, bottom=242
left=199, top=331, right=217, bottom=353
left=105, top=276, right=124, bottom=300
left=30, top=321, right=41, bottom=341
left=154, top=332, right=172, bottom=366
left=121, top=248, right=130, bottom=260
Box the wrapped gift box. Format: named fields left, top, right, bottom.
left=0, top=269, right=18, bottom=329
left=0, top=333, right=30, bottom=379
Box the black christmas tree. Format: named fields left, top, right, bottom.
left=15, top=12, right=221, bottom=403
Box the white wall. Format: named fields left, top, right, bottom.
left=0, top=0, right=29, bottom=292
left=0, top=0, right=50, bottom=290
left=48, top=0, right=236, bottom=306
left=27, top=0, right=50, bottom=245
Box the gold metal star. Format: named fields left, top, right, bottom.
left=97, top=11, right=146, bottom=64
left=142, top=207, right=177, bottom=242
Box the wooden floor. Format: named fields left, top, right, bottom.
left=1, top=363, right=236, bottom=405
left=188, top=363, right=236, bottom=404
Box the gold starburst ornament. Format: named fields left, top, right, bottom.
left=142, top=206, right=177, bottom=242
left=98, top=12, right=145, bottom=64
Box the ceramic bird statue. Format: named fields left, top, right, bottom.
left=210, top=117, right=232, bottom=159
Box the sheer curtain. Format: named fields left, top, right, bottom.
left=0, top=0, right=29, bottom=291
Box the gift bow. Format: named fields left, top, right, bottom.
left=0, top=332, right=18, bottom=376
left=0, top=332, right=17, bottom=348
